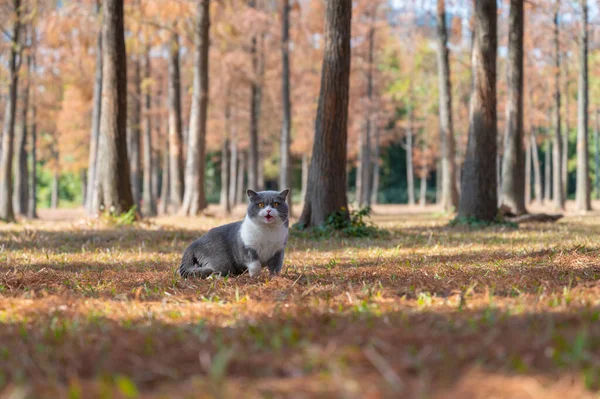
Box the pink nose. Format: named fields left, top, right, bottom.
left=267, top=210, right=271, bottom=214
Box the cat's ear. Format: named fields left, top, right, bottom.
left=279, top=189, right=290, bottom=199
left=247, top=189, right=258, bottom=199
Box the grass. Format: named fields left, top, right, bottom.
left=1, top=204, right=600, bottom=398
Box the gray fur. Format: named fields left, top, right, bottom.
left=179, top=189, right=289, bottom=278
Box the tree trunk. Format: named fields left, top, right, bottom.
left=167, top=32, right=184, bottom=208
left=237, top=151, right=246, bottom=204
left=576, top=0, right=591, bottom=212
left=501, top=0, right=527, bottom=215
left=279, top=0, right=293, bottom=214
left=51, top=169, right=59, bottom=210
left=563, top=53, right=570, bottom=200
left=95, top=0, right=135, bottom=215
left=14, top=53, right=30, bottom=216
left=371, top=125, right=380, bottom=205
left=142, top=50, right=156, bottom=216
left=159, top=137, right=170, bottom=215
left=0, top=0, right=21, bottom=222
left=458, top=0, right=497, bottom=221
left=301, top=153, right=309, bottom=202
left=595, top=109, right=599, bottom=199
left=436, top=0, right=459, bottom=212
left=531, top=130, right=542, bottom=204
left=406, top=106, right=415, bottom=206
left=356, top=137, right=363, bottom=205
left=551, top=8, right=565, bottom=210
left=220, top=138, right=230, bottom=214
left=419, top=173, right=427, bottom=207
left=544, top=139, right=552, bottom=203
left=129, top=55, right=142, bottom=209
left=358, top=15, right=375, bottom=208
left=525, top=135, right=531, bottom=204
left=181, top=0, right=210, bottom=216
left=298, top=0, right=351, bottom=228
left=229, top=133, right=238, bottom=208
left=28, top=48, right=37, bottom=219
left=86, top=0, right=102, bottom=214
left=248, top=16, right=263, bottom=192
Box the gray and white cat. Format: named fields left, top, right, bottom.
left=179, top=189, right=290, bottom=278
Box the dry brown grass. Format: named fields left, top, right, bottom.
left=1, top=203, right=600, bottom=398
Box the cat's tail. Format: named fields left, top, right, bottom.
left=179, top=252, right=214, bottom=279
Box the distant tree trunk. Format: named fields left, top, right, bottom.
left=159, top=137, right=170, bottom=215
left=14, top=53, right=30, bottom=216
left=95, top=0, right=135, bottom=215
left=220, top=138, right=230, bottom=214
left=576, top=0, right=591, bottom=212
left=501, top=0, right=527, bottom=215
left=28, top=49, right=38, bottom=219
left=229, top=132, right=238, bottom=208
left=563, top=54, right=570, bottom=200
left=298, top=0, right=351, bottom=228
left=358, top=15, right=375, bottom=208
left=419, top=173, right=427, bottom=207
left=531, top=131, right=542, bottom=204
left=51, top=169, right=59, bottom=210
left=142, top=50, right=156, bottom=216
left=181, top=0, right=210, bottom=216
left=595, top=109, right=599, bottom=199
left=458, top=0, right=497, bottom=221
left=301, top=153, right=309, bottom=201
left=551, top=8, right=565, bottom=210
left=525, top=135, right=531, bottom=204
left=248, top=15, right=262, bottom=192
left=406, top=105, right=415, bottom=206
left=371, top=125, right=380, bottom=205
left=237, top=151, right=246, bottom=204
left=436, top=0, right=459, bottom=212
left=279, top=0, right=293, bottom=214
left=544, top=139, right=552, bottom=203
left=257, top=146, right=265, bottom=191
left=86, top=0, right=102, bottom=214
left=129, top=55, right=142, bottom=209
left=167, top=32, right=184, bottom=208
left=0, top=0, right=21, bottom=222
left=356, top=139, right=363, bottom=204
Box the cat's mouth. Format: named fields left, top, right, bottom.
left=264, top=215, right=274, bottom=222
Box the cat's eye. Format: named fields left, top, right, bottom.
left=273, top=202, right=279, bottom=208
left=258, top=202, right=265, bottom=208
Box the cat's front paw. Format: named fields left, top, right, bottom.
left=246, top=261, right=262, bottom=277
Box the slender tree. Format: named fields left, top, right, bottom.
left=181, top=0, right=210, bottom=215
left=142, top=49, right=156, bottom=216
left=501, top=0, right=526, bottom=215
left=531, top=130, right=542, bottom=204
left=595, top=109, right=599, bottom=199
left=563, top=53, right=570, bottom=200
left=436, top=0, right=459, bottom=212
left=298, top=0, right=351, bottom=228
left=221, top=98, right=232, bottom=214
left=86, top=0, right=103, bottom=214
left=406, top=102, right=416, bottom=206
left=159, top=137, right=170, bottom=215
left=551, top=5, right=565, bottom=210
left=371, top=125, right=380, bottom=205
left=14, top=47, right=31, bottom=216
left=545, top=139, right=552, bottom=203
left=95, top=0, right=135, bottom=215
left=279, top=0, right=293, bottom=214
left=248, top=1, right=262, bottom=192
left=575, top=0, right=591, bottom=212
left=28, top=36, right=38, bottom=219
left=229, top=126, right=238, bottom=208
left=129, top=55, right=142, bottom=209
left=0, top=0, right=22, bottom=222
left=167, top=32, right=184, bottom=209
left=458, top=0, right=497, bottom=221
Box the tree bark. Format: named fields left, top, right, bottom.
left=181, top=0, right=210, bottom=216
left=301, top=153, right=309, bottom=202
left=576, top=0, right=591, bottom=212
left=142, top=49, right=156, bottom=216
left=563, top=52, right=570, bottom=200
left=419, top=173, right=427, bottom=207
left=371, top=125, right=380, bottom=205
left=458, top=0, right=497, bottom=221
left=51, top=168, right=59, bottom=210
left=298, top=0, right=351, bottom=228
left=525, top=135, right=531, bottom=204
left=159, top=137, right=170, bottom=215
left=220, top=138, right=230, bottom=214
left=595, top=109, right=599, bottom=199
left=167, top=32, right=184, bottom=208
left=279, top=0, right=293, bottom=214
left=501, top=0, right=527, bottom=215
left=358, top=14, right=375, bottom=207
left=229, top=132, right=238, bottom=208
left=28, top=48, right=37, bottom=219
left=551, top=8, right=565, bottom=210
left=237, top=151, right=246, bottom=204
left=544, top=139, right=552, bottom=203
left=95, top=0, right=135, bottom=215
left=14, top=52, right=30, bottom=216
left=129, top=55, right=142, bottom=209
left=248, top=11, right=263, bottom=192
left=531, top=130, right=542, bottom=204
left=406, top=104, right=415, bottom=206
left=436, top=0, right=459, bottom=212
left=0, top=0, right=21, bottom=222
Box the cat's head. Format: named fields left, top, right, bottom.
left=246, top=189, right=290, bottom=227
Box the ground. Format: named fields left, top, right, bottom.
left=1, top=203, right=600, bottom=398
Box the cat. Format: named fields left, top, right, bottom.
left=178, top=189, right=290, bottom=278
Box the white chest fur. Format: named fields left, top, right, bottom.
left=240, top=217, right=288, bottom=263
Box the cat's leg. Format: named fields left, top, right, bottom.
left=266, top=250, right=285, bottom=276
left=244, top=248, right=262, bottom=277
